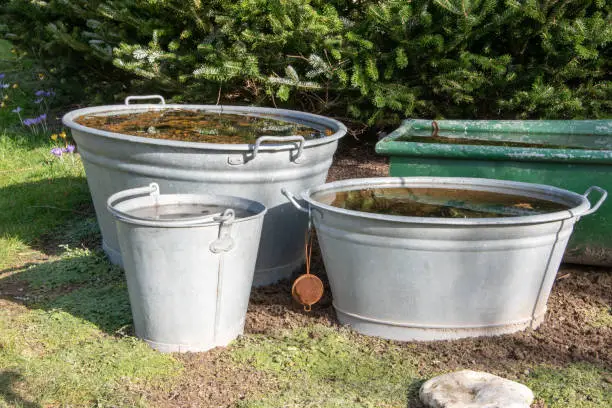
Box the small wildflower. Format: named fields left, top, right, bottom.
left=0, top=83, right=9, bottom=89
left=59, top=131, right=67, bottom=139
left=12, top=106, right=21, bottom=113
left=12, top=83, right=18, bottom=89
left=50, top=147, right=63, bottom=157
left=0, top=102, right=5, bottom=108
left=38, top=73, right=45, bottom=80
left=3, top=95, right=8, bottom=100
left=0, top=73, right=4, bottom=79
left=63, top=145, right=76, bottom=154
left=51, top=134, right=58, bottom=141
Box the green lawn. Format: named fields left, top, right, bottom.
left=0, top=39, right=610, bottom=407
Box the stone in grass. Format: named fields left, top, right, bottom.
left=420, top=369, right=534, bottom=408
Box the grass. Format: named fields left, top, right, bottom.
left=0, top=40, right=183, bottom=406
left=527, top=364, right=612, bottom=408
left=232, top=326, right=423, bottom=407
left=0, top=38, right=610, bottom=407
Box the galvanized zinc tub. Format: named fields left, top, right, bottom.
left=283, top=177, right=606, bottom=341
left=63, top=96, right=346, bottom=286
left=107, top=183, right=266, bottom=352
left=375, top=119, right=612, bottom=266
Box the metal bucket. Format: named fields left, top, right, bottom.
left=107, top=183, right=266, bottom=352
left=283, top=177, right=607, bottom=341
left=63, top=95, right=346, bottom=286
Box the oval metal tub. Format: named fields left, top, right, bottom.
left=63, top=96, right=347, bottom=286
left=283, top=177, right=606, bottom=341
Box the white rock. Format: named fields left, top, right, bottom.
left=419, top=370, right=534, bottom=408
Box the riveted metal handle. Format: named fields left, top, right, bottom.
left=107, top=183, right=160, bottom=211
left=281, top=188, right=309, bottom=213
left=228, top=135, right=306, bottom=165
left=124, top=95, right=166, bottom=105
left=581, top=186, right=607, bottom=216
left=210, top=209, right=235, bottom=253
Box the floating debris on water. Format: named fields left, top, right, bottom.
left=323, top=187, right=570, bottom=218
left=76, top=109, right=332, bottom=144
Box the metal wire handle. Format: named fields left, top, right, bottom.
left=582, top=186, right=607, bottom=216
left=124, top=95, right=166, bottom=105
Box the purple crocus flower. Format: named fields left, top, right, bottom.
left=45, top=90, right=56, bottom=97
left=0, top=83, right=9, bottom=89
left=51, top=147, right=63, bottom=157
left=23, top=118, right=35, bottom=126
left=0, top=73, right=4, bottom=79
left=12, top=106, right=21, bottom=113
left=63, top=145, right=76, bottom=154
left=35, top=90, right=45, bottom=96
left=38, top=113, right=47, bottom=121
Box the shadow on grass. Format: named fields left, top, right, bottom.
left=0, top=252, right=133, bottom=336
left=0, top=371, right=41, bottom=408
left=406, top=379, right=426, bottom=407
left=0, top=176, right=98, bottom=257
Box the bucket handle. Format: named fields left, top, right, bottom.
left=281, top=188, right=309, bottom=213
left=581, top=186, right=607, bottom=216
left=107, top=183, right=224, bottom=227
left=124, top=95, right=166, bottom=105
left=210, top=209, right=235, bottom=253
left=107, top=183, right=160, bottom=211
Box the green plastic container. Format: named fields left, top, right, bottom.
left=375, top=119, right=612, bottom=266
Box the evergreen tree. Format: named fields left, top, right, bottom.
left=1, top=0, right=609, bottom=124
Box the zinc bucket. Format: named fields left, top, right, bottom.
left=283, top=177, right=606, bottom=341
left=107, top=183, right=266, bottom=352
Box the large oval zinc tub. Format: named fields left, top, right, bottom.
left=63, top=96, right=347, bottom=286
left=283, top=177, right=606, bottom=341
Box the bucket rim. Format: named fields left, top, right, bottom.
left=62, top=104, right=347, bottom=151
left=301, top=176, right=592, bottom=226
left=109, top=192, right=267, bottom=228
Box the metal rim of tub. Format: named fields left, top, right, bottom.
left=289, top=177, right=607, bottom=226
left=62, top=95, right=347, bottom=152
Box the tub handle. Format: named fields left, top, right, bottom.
left=281, top=188, right=309, bottom=213
left=229, top=135, right=306, bottom=165
left=107, top=183, right=160, bottom=211
left=124, top=95, right=166, bottom=105
left=581, top=186, right=607, bottom=216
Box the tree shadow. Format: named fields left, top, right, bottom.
left=0, top=176, right=98, bottom=257
left=0, top=253, right=133, bottom=336
left=0, top=371, right=41, bottom=408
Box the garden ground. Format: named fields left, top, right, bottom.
left=0, top=39, right=610, bottom=408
